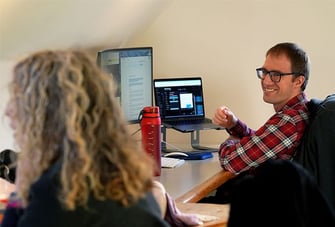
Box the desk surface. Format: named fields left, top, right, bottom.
left=156, top=152, right=233, bottom=226
left=155, top=153, right=220, bottom=198
left=155, top=153, right=234, bottom=203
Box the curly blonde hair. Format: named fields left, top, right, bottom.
left=9, top=49, right=154, bottom=209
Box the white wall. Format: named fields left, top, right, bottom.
left=1, top=0, right=334, bottom=151
left=0, top=0, right=171, bottom=151
left=126, top=0, right=335, bottom=148
left=0, top=61, right=15, bottom=150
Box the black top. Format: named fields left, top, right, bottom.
left=2, top=161, right=169, bottom=227
left=228, top=159, right=335, bottom=227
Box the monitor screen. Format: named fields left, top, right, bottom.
left=97, top=47, right=153, bottom=123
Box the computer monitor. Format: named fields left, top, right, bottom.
left=97, top=47, right=153, bottom=123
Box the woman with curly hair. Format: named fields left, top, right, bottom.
left=2, top=49, right=169, bottom=226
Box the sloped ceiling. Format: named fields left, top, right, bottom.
left=0, top=0, right=171, bottom=60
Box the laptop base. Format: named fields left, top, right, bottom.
left=190, top=130, right=218, bottom=151
left=161, top=126, right=220, bottom=153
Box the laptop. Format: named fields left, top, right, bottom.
left=153, top=77, right=223, bottom=132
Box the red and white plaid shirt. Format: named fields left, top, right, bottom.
left=219, top=93, right=309, bottom=174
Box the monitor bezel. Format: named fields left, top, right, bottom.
left=97, top=46, right=153, bottom=124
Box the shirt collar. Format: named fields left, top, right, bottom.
left=280, top=92, right=308, bottom=112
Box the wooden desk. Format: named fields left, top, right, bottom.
left=155, top=153, right=234, bottom=203
left=176, top=170, right=234, bottom=203
left=156, top=153, right=234, bottom=226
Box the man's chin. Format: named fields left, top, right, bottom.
left=263, top=95, right=274, bottom=104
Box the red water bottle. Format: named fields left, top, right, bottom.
left=141, top=106, right=161, bottom=176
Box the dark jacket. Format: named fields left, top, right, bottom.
left=228, top=159, right=335, bottom=227
left=2, top=161, right=169, bottom=227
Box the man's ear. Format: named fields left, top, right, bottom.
left=294, top=75, right=305, bottom=88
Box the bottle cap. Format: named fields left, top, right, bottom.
left=143, top=106, right=159, bottom=114
left=142, top=106, right=160, bottom=118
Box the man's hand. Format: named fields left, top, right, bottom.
left=212, top=106, right=238, bottom=129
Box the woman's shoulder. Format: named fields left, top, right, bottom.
left=86, top=192, right=168, bottom=226
left=30, top=160, right=61, bottom=195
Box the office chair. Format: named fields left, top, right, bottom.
left=0, top=149, right=17, bottom=183
left=294, top=94, right=335, bottom=211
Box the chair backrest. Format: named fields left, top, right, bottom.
left=294, top=94, right=335, bottom=211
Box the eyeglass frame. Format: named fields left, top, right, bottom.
left=256, top=67, right=304, bottom=83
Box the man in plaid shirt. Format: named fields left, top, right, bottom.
left=213, top=42, right=310, bottom=174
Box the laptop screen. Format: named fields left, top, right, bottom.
left=154, top=77, right=206, bottom=120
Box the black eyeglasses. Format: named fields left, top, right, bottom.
left=256, top=68, right=303, bottom=83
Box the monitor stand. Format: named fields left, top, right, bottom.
left=161, top=126, right=218, bottom=152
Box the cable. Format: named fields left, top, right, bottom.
left=131, top=128, right=141, bottom=136
left=161, top=140, right=186, bottom=152
left=130, top=110, right=144, bottom=136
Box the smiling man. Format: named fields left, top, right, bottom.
left=212, top=42, right=310, bottom=174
